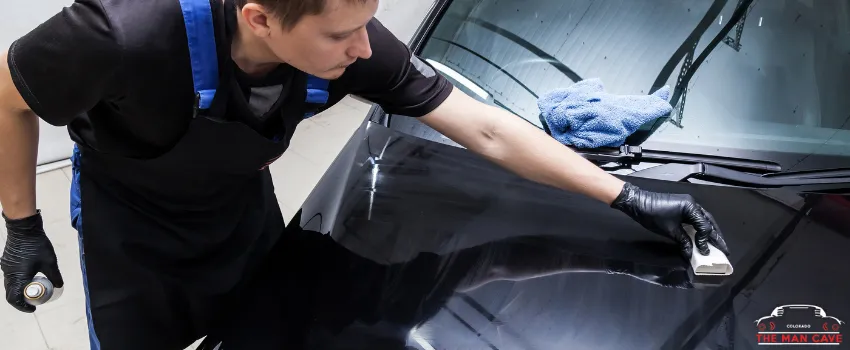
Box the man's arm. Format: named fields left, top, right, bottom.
left=1, top=0, right=123, bottom=313
left=420, top=87, right=625, bottom=204
left=0, top=0, right=122, bottom=219
left=420, top=87, right=730, bottom=259
left=0, top=50, right=38, bottom=220
left=1, top=49, right=64, bottom=314
left=342, top=19, right=728, bottom=259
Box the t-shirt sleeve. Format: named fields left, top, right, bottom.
left=339, top=19, right=453, bottom=118
left=6, top=0, right=123, bottom=126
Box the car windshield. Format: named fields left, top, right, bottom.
left=417, top=0, right=850, bottom=171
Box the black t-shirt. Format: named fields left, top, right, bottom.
left=7, top=0, right=452, bottom=158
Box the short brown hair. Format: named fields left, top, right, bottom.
left=234, top=0, right=370, bottom=30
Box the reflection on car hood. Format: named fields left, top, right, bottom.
left=291, top=121, right=849, bottom=350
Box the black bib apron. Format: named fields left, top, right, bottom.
left=67, top=0, right=330, bottom=348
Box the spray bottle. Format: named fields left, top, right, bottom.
left=23, top=275, right=64, bottom=306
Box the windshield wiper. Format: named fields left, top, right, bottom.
left=578, top=145, right=850, bottom=190
left=629, top=162, right=850, bottom=188
left=762, top=168, right=850, bottom=180
left=574, top=145, right=782, bottom=173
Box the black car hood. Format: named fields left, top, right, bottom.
left=281, top=121, right=850, bottom=350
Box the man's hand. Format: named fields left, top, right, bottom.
left=610, top=182, right=730, bottom=259
left=2, top=211, right=64, bottom=312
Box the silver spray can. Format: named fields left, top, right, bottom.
left=24, top=276, right=64, bottom=306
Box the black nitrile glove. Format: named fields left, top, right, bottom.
left=2, top=210, right=64, bottom=312
left=611, top=182, right=730, bottom=260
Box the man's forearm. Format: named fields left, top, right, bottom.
left=470, top=103, right=624, bottom=204
left=1, top=51, right=39, bottom=220
left=0, top=108, right=39, bottom=220
left=422, top=88, right=625, bottom=204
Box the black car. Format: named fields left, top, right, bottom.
left=200, top=0, right=850, bottom=349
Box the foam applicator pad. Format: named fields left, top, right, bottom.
left=684, top=225, right=733, bottom=276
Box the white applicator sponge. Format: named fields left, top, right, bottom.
left=684, top=225, right=733, bottom=276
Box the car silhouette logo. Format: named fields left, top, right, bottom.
left=755, top=304, right=844, bottom=346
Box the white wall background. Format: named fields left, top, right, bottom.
left=375, top=0, right=437, bottom=43
left=1, top=0, right=436, bottom=166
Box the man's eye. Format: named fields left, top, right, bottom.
left=330, top=33, right=351, bottom=41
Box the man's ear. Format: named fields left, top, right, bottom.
left=240, top=3, right=274, bottom=37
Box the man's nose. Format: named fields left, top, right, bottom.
left=349, top=28, right=372, bottom=60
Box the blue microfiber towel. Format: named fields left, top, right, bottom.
left=537, top=78, right=673, bottom=148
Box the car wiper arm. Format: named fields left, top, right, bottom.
left=762, top=168, right=850, bottom=180
left=574, top=145, right=782, bottom=173
left=629, top=163, right=850, bottom=187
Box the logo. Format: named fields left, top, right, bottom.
left=755, top=304, right=844, bottom=346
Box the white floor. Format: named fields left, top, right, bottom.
left=0, top=97, right=373, bottom=350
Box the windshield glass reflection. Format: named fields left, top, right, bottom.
left=418, top=0, right=850, bottom=170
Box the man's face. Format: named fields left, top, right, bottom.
left=266, top=0, right=378, bottom=80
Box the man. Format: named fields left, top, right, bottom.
left=0, top=0, right=729, bottom=349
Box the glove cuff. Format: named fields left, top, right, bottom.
left=3, top=210, right=44, bottom=231
left=610, top=182, right=638, bottom=210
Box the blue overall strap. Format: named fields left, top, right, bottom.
left=304, top=75, right=330, bottom=118
left=178, top=0, right=219, bottom=109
